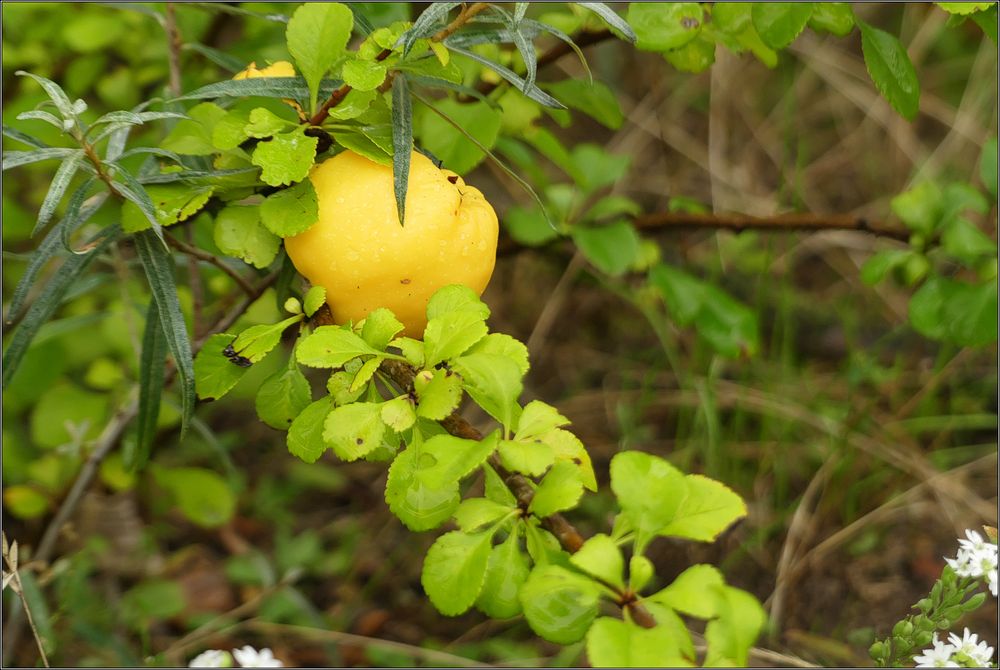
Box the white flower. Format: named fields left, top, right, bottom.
left=988, top=568, right=998, bottom=598
left=945, top=531, right=998, bottom=579
left=914, top=634, right=959, bottom=667
left=232, top=646, right=283, bottom=668
left=947, top=628, right=995, bottom=668
left=189, top=649, right=232, bottom=668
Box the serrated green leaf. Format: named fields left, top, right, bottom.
left=454, top=353, right=524, bottom=428
left=326, top=370, right=365, bottom=405
left=465, top=332, right=529, bottom=377
left=941, top=218, right=997, bottom=264
left=530, top=461, right=584, bottom=517
left=194, top=333, right=250, bottom=400
left=424, top=311, right=490, bottom=367
left=483, top=463, right=517, bottom=507
left=360, top=308, right=405, bottom=350
left=454, top=497, right=515, bottom=532
left=348, top=356, right=381, bottom=393
left=386, top=442, right=461, bottom=531
left=569, top=533, right=623, bottom=589
left=498, top=439, right=554, bottom=477
left=426, top=284, right=492, bottom=320
left=422, top=530, right=494, bottom=616
left=252, top=128, right=319, bottom=186
left=520, top=564, right=601, bottom=645
left=664, top=33, right=716, bottom=73
left=861, top=249, right=912, bottom=285
left=417, top=432, right=499, bottom=490
left=260, top=179, right=319, bottom=237
left=380, top=395, right=416, bottom=432
left=155, top=466, right=236, bottom=528
left=324, top=401, right=386, bottom=461
left=342, top=57, right=388, bottom=91
left=808, top=3, right=854, bottom=36
left=287, top=2, right=354, bottom=112
left=287, top=398, right=332, bottom=463
left=703, top=585, right=766, bottom=667
left=122, top=183, right=214, bottom=233
left=297, top=325, right=383, bottom=368
left=610, top=451, right=686, bottom=552
left=543, top=428, right=597, bottom=492
left=256, top=364, right=312, bottom=430
left=859, top=20, right=920, bottom=120
left=936, top=2, right=994, bottom=14
left=515, top=400, right=570, bottom=441
left=476, top=529, right=530, bottom=619
left=751, top=2, right=813, bottom=49
left=586, top=617, right=695, bottom=667
left=245, top=106, right=291, bottom=139
left=214, top=205, right=280, bottom=269
left=230, top=315, right=302, bottom=364
left=414, top=368, right=463, bottom=420
left=649, top=564, right=724, bottom=619
left=304, top=286, right=327, bottom=317
left=627, top=3, right=704, bottom=51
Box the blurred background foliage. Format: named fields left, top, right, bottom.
left=2, top=2, right=997, bottom=667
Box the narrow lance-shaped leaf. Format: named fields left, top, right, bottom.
left=412, top=91, right=553, bottom=231
left=15, top=70, right=75, bottom=118
left=2, top=123, right=49, bottom=149
left=1, top=147, right=76, bottom=171
left=2, top=226, right=120, bottom=389
left=175, top=77, right=342, bottom=102
left=7, top=186, right=107, bottom=321
left=578, top=3, right=638, bottom=43
left=127, top=298, right=167, bottom=471
left=511, top=28, right=538, bottom=90
left=181, top=42, right=247, bottom=73
left=523, top=19, right=592, bottom=84
left=134, top=229, right=195, bottom=436
left=391, top=74, right=412, bottom=226
left=404, top=2, right=461, bottom=54
left=109, top=163, right=164, bottom=244
left=445, top=45, right=566, bottom=109
left=33, top=150, right=85, bottom=237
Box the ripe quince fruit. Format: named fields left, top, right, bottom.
left=233, top=60, right=296, bottom=79
left=284, top=150, right=499, bottom=336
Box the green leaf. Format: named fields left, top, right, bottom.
left=297, top=325, right=384, bottom=368
left=230, top=316, right=301, bottom=365
left=327, top=370, right=366, bottom=405
left=287, top=398, right=333, bottom=463
left=579, top=3, right=638, bottom=43
left=155, top=467, right=236, bottom=527
left=629, top=555, right=654, bottom=593
left=392, top=74, right=413, bottom=226
left=586, top=617, right=695, bottom=667
left=515, top=400, right=570, bottom=441
left=260, top=179, right=319, bottom=237
left=970, top=5, right=998, bottom=42
left=129, top=300, right=166, bottom=471
left=414, top=368, right=463, bottom=420
left=304, top=286, right=327, bottom=317
left=858, top=20, right=920, bottom=120
left=586, top=195, right=643, bottom=223
left=245, top=106, right=292, bottom=138
left=386, top=442, right=461, bottom=531
left=703, top=585, right=766, bottom=666
left=569, top=534, right=624, bottom=590
left=323, top=402, right=386, bottom=461
left=544, top=428, right=597, bottom=491
left=573, top=221, right=642, bottom=277
left=860, top=249, right=912, bottom=285
left=571, top=144, right=631, bottom=192
left=424, top=311, right=490, bottom=367
left=649, top=564, right=723, bottom=619
left=342, top=57, right=388, bottom=91
left=807, top=3, right=854, bottom=36
left=121, top=579, right=186, bottom=623
left=327, top=88, right=378, bottom=120
left=348, top=356, right=381, bottom=393
left=981, top=137, right=997, bottom=200
left=360, top=308, right=405, bottom=350
left=122, top=183, right=214, bottom=233
left=626, top=3, right=704, bottom=51
left=505, top=205, right=561, bottom=246
left=610, top=451, right=686, bottom=552
left=543, top=79, right=623, bottom=130
left=16, top=70, right=75, bottom=118
left=658, top=474, right=746, bottom=542
left=417, top=98, right=502, bottom=174
left=214, top=205, right=280, bottom=269
left=936, top=2, right=994, bottom=14
left=1, top=147, right=77, bottom=171
left=404, top=3, right=461, bottom=55
left=256, top=365, right=312, bottom=430
left=177, top=76, right=341, bottom=103
left=751, top=2, right=814, bottom=49
left=498, top=438, right=555, bottom=477
left=910, top=277, right=998, bottom=346
left=417, top=432, right=499, bottom=490
left=286, top=2, right=353, bottom=112
left=422, top=530, right=494, bottom=616
left=252, top=128, right=319, bottom=186
left=520, top=564, right=601, bottom=645
left=890, top=182, right=941, bottom=235
left=664, top=34, right=716, bottom=74
left=940, top=218, right=997, bottom=264
left=454, top=353, right=524, bottom=428
left=427, top=284, right=492, bottom=320
left=448, top=46, right=567, bottom=109
left=134, top=230, right=195, bottom=436
left=477, top=529, right=530, bottom=618
left=380, top=395, right=417, bottom=432
left=454, top=497, right=515, bottom=532
left=483, top=463, right=517, bottom=507
left=28, top=156, right=87, bottom=231
left=530, top=461, right=584, bottom=517
left=194, top=333, right=250, bottom=400
left=466, top=332, right=530, bottom=377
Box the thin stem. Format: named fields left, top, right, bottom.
left=165, top=234, right=256, bottom=297
left=633, top=210, right=909, bottom=242
left=164, top=2, right=183, bottom=97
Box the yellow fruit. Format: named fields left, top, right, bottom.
left=233, top=60, right=296, bottom=79
left=285, top=150, right=499, bottom=336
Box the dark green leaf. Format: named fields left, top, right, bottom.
left=572, top=221, right=641, bottom=277
left=858, top=20, right=920, bottom=120
left=194, top=332, right=250, bottom=401
left=182, top=42, right=247, bottom=72
left=520, top=564, right=601, bottom=644
left=421, top=530, right=494, bottom=616
left=392, top=74, right=412, bottom=226
left=751, top=2, right=814, bottom=49
left=256, top=364, right=312, bottom=430
left=176, top=76, right=342, bottom=102
left=2, top=226, right=118, bottom=389
left=970, top=4, right=997, bottom=42
left=447, top=46, right=566, bottom=109
left=386, top=442, right=461, bottom=531
left=134, top=229, right=195, bottom=436
left=2, top=123, right=49, bottom=149
left=476, top=530, right=530, bottom=618
left=404, top=3, right=461, bottom=55
left=155, top=467, right=236, bottom=527
left=542, top=79, right=623, bottom=130
left=287, top=398, right=333, bottom=463
left=128, top=299, right=167, bottom=471
left=807, top=3, right=854, bottom=36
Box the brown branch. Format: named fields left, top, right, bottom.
left=164, top=2, right=183, bottom=97
left=165, top=234, right=256, bottom=297
left=308, top=2, right=492, bottom=126
left=633, top=210, right=910, bottom=242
